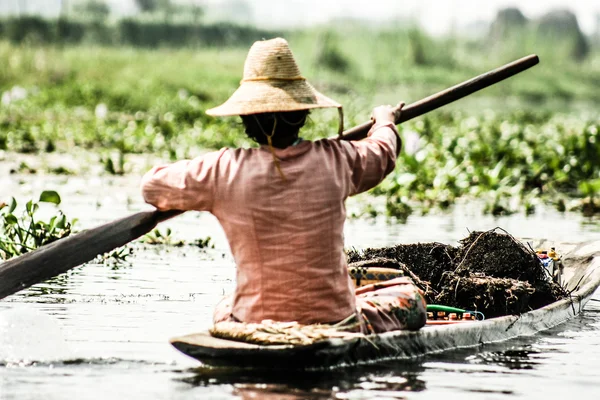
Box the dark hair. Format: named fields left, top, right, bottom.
left=241, top=110, right=309, bottom=148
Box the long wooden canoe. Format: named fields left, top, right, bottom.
left=170, top=239, right=600, bottom=370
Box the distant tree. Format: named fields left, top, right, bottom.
left=537, top=9, right=589, bottom=61
left=135, top=0, right=169, bottom=13
left=315, top=31, right=351, bottom=72
left=135, top=0, right=180, bottom=22
left=407, top=28, right=429, bottom=66
left=497, top=7, right=527, bottom=25
left=74, top=0, right=110, bottom=21
left=489, top=7, right=528, bottom=42
left=135, top=0, right=155, bottom=12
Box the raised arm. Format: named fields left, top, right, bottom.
left=141, top=149, right=227, bottom=212
left=344, top=103, right=404, bottom=195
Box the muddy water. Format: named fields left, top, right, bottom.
left=1, top=172, right=600, bottom=399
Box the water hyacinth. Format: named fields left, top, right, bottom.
left=379, top=111, right=600, bottom=218
left=0, top=192, right=75, bottom=260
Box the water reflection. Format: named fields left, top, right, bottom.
left=232, top=385, right=336, bottom=400
left=468, top=346, right=543, bottom=370
left=178, top=361, right=426, bottom=399
left=180, top=361, right=426, bottom=399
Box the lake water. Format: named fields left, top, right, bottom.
left=1, top=172, right=600, bottom=399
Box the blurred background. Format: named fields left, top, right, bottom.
left=1, top=0, right=599, bottom=218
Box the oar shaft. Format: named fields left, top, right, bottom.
left=0, top=210, right=181, bottom=300
left=340, top=54, right=539, bottom=141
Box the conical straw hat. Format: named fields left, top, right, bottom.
left=206, top=38, right=341, bottom=116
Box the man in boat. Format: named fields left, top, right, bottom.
left=141, top=38, right=426, bottom=334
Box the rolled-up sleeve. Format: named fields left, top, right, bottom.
left=141, top=149, right=226, bottom=211
left=344, top=121, right=401, bottom=196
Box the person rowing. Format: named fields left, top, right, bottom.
left=141, top=37, right=426, bottom=334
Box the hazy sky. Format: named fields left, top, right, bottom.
left=2, top=0, right=599, bottom=35
left=239, top=0, right=600, bottom=35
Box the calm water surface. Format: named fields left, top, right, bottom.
left=1, top=173, right=600, bottom=399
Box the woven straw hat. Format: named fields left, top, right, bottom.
left=206, top=38, right=341, bottom=116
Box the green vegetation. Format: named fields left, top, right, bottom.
left=0, top=191, right=131, bottom=264
left=93, top=246, right=134, bottom=269
left=143, top=227, right=186, bottom=247
left=0, top=191, right=75, bottom=260
left=1, top=14, right=599, bottom=219
left=0, top=16, right=276, bottom=48
left=142, top=227, right=214, bottom=249
left=380, top=111, right=600, bottom=218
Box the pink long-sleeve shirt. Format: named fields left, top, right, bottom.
left=141, top=121, right=400, bottom=324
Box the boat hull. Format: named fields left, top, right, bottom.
left=170, top=240, right=600, bottom=370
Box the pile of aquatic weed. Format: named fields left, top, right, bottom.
left=347, top=229, right=566, bottom=318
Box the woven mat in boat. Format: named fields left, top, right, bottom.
left=210, top=319, right=363, bottom=346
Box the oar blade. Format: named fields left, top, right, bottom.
left=0, top=210, right=180, bottom=300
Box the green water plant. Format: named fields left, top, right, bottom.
left=0, top=191, right=134, bottom=266
left=101, top=151, right=126, bottom=175
left=0, top=191, right=75, bottom=260
left=375, top=112, right=600, bottom=218
left=142, top=227, right=213, bottom=248
left=142, top=227, right=185, bottom=247
left=578, top=179, right=600, bottom=216
left=93, top=245, right=134, bottom=269
left=192, top=236, right=214, bottom=249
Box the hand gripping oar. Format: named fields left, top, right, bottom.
left=0, top=54, right=539, bottom=300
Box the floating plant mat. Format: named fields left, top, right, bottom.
left=347, top=228, right=566, bottom=318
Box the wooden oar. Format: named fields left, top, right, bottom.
left=0, top=54, right=539, bottom=300
left=0, top=210, right=180, bottom=299
left=340, top=54, right=539, bottom=140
